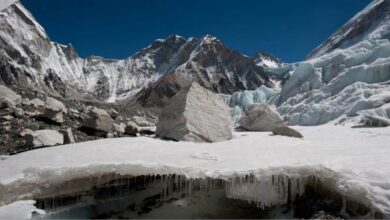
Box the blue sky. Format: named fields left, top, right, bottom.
left=21, top=0, right=371, bottom=62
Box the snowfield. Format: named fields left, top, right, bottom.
left=0, top=125, right=390, bottom=217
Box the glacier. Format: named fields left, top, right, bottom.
left=275, top=0, right=390, bottom=126
left=277, top=38, right=390, bottom=126
left=220, top=85, right=280, bottom=123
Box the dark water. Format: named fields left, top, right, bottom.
left=33, top=175, right=294, bottom=219
left=31, top=174, right=377, bottom=219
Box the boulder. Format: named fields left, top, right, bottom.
left=130, top=115, right=154, bottom=127
left=108, top=109, right=119, bottom=119
left=114, top=123, right=126, bottom=134
left=139, top=127, right=156, bottom=135
left=83, top=107, right=114, bottom=133
left=156, top=82, right=233, bottom=142
left=0, top=85, right=22, bottom=105
left=13, top=108, right=24, bottom=118
left=0, top=97, right=16, bottom=109
left=238, top=104, right=285, bottom=131
left=1, top=115, right=14, bottom=121
left=106, top=133, right=114, bottom=138
left=28, top=98, right=45, bottom=107
left=68, top=108, right=80, bottom=119
left=60, top=128, right=75, bottom=144
left=125, top=121, right=139, bottom=136
left=43, top=97, right=67, bottom=123
left=19, top=129, right=33, bottom=137
left=272, top=126, right=303, bottom=138
left=25, top=130, right=64, bottom=148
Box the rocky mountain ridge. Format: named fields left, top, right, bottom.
left=0, top=2, right=277, bottom=104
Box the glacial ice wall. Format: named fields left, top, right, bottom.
left=220, top=85, right=279, bottom=123
left=278, top=39, right=390, bottom=126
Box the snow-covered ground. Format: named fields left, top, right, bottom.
left=0, top=200, right=45, bottom=220
left=0, top=125, right=389, bottom=217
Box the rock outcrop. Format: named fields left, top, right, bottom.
left=125, top=121, right=139, bottom=136
left=83, top=108, right=114, bottom=133
left=0, top=85, right=22, bottom=105
left=25, top=130, right=64, bottom=148
left=156, top=82, right=233, bottom=142
left=43, top=97, right=67, bottom=124
left=0, top=97, right=16, bottom=109
left=238, top=104, right=284, bottom=131
left=60, top=128, right=75, bottom=144
left=272, top=126, right=303, bottom=138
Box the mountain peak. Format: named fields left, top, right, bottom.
left=201, top=34, right=219, bottom=43
left=252, top=51, right=284, bottom=68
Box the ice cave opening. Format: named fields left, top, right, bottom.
left=28, top=174, right=382, bottom=219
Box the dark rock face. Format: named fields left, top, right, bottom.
left=272, top=126, right=304, bottom=138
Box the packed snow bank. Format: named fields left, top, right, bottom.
left=0, top=200, right=45, bottom=219
left=0, top=125, right=390, bottom=216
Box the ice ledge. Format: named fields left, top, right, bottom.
left=0, top=126, right=389, bottom=215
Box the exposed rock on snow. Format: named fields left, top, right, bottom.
left=156, top=82, right=233, bottom=142
left=25, top=98, right=44, bottom=107
left=125, top=121, right=139, bottom=136
left=272, top=126, right=303, bottom=138
left=238, top=104, right=285, bottom=131
left=113, top=123, right=126, bottom=134
left=108, top=109, right=119, bottom=119
left=83, top=108, right=114, bottom=133
left=13, top=108, right=24, bottom=118
left=0, top=97, right=15, bottom=109
left=60, top=128, right=75, bottom=144
left=0, top=85, right=21, bottom=105
left=220, top=85, right=279, bottom=123
left=130, top=115, right=154, bottom=127
left=43, top=97, right=67, bottom=124
left=25, top=130, right=64, bottom=148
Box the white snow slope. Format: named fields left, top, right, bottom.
left=0, top=0, right=17, bottom=11
left=0, top=200, right=45, bottom=220
left=0, top=125, right=390, bottom=216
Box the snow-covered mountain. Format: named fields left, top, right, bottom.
left=277, top=0, right=390, bottom=126
left=252, top=51, right=284, bottom=68
left=0, top=2, right=197, bottom=101
left=0, top=2, right=277, bottom=104
left=132, top=35, right=274, bottom=107
left=307, top=0, right=390, bottom=59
